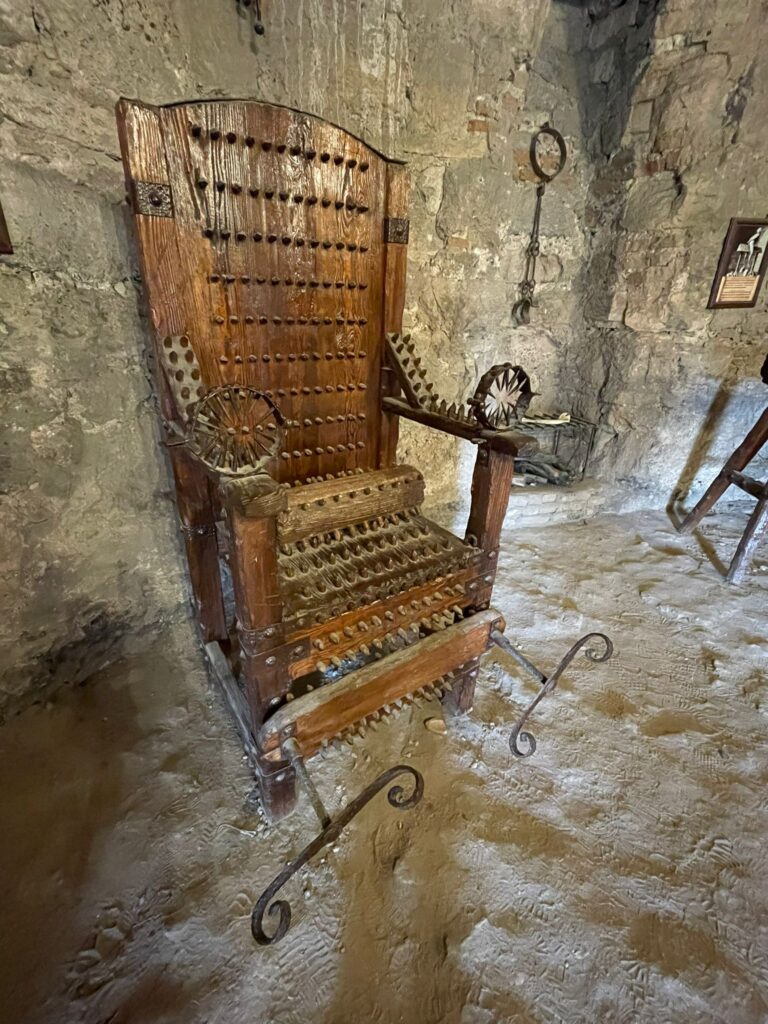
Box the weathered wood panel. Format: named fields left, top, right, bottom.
left=259, top=609, right=504, bottom=758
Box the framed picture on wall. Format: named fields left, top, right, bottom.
left=0, top=198, right=12, bottom=255
left=708, top=218, right=768, bottom=309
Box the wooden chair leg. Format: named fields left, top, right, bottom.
left=680, top=408, right=768, bottom=533
left=224, top=485, right=297, bottom=822
left=465, top=445, right=516, bottom=611
left=443, top=657, right=481, bottom=714
left=170, top=448, right=227, bottom=642
left=726, top=496, right=768, bottom=584
left=257, top=761, right=299, bottom=823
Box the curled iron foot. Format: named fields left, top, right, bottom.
left=251, top=764, right=423, bottom=945
left=492, top=630, right=613, bottom=758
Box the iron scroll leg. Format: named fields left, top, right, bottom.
left=490, top=630, right=614, bottom=757
left=252, top=738, right=424, bottom=946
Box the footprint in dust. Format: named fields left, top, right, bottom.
left=589, top=688, right=638, bottom=720
left=372, top=821, right=412, bottom=873
left=639, top=710, right=716, bottom=738
left=627, top=911, right=717, bottom=975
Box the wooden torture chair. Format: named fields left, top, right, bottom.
left=679, top=372, right=768, bottom=583
left=117, top=98, right=613, bottom=944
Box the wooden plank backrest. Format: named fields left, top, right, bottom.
left=116, top=98, right=408, bottom=484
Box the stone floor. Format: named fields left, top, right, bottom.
left=1, top=509, right=766, bottom=1024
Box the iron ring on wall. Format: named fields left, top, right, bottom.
left=529, top=123, right=567, bottom=183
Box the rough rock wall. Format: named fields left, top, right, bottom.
left=564, top=0, right=768, bottom=503
left=0, top=0, right=588, bottom=717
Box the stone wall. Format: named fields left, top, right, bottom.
left=562, top=0, right=768, bottom=504
left=1, top=0, right=766, bottom=717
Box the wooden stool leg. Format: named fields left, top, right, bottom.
left=726, top=496, right=768, bottom=584
left=680, top=408, right=768, bottom=533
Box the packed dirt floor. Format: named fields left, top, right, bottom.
left=1, top=508, right=767, bottom=1024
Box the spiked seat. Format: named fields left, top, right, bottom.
left=116, top=96, right=531, bottom=822
left=268, top=466, right=488, bottom=709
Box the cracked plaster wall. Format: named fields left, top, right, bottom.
left=0, top=0, right=765, bottom=716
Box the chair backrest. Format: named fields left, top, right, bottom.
left=116, top=98, right=407, bottom=484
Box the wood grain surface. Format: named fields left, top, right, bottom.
left=117, top=97, right=396, bottom=485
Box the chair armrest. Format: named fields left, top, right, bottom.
left=382, top=334, right=539, bottom=457
left=381, top=396, right=538, bottom=458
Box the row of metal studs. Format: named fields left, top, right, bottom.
left=196, top=180, right=370, bottom=213
left=252, top=351, right=367, bottom=362
left=189, top=127, right=370, bottom=171
left=208, top=242, right=367, bottom=272
left=298, top=414, right=367, bottom=425
left=210, top=273, right=367, bottom=287
left=216, top=363, right=369, bottom=394
left=202, top=228, right=370, bottom=248
left=254, top=414, right=367, bottom=429
left=280, top=442, right=367, bottom=459
left=210, top=276, right=368, bottom=290
left=212, top=314, right=368, bottom=326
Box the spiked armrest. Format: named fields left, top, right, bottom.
left=381, top=396, right=536, bottom=456
left=382, top=334, right=538, bottom=456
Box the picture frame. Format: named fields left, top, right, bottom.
left=707, top=217, right=768, bottom=309
left=0, top=197, right=12, bottom=255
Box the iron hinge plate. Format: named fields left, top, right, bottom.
left=132, top=180, right=174, bottom=218
left=384, top=217, right=409, bottom=245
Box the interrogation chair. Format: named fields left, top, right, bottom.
left=117, top=97, right=612, bottom=944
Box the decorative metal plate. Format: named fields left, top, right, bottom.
left=384, top=217, right=409, bottom=245
left=186, top=386, right=284, bottom=476
left=470, top=363, right=534, bottom=430
left=133, top=180, right=174, bottom=218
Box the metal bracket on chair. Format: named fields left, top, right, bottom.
left=491, top=629, right=613, bottom=757
left=252, top=737, right=424, bottom=945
